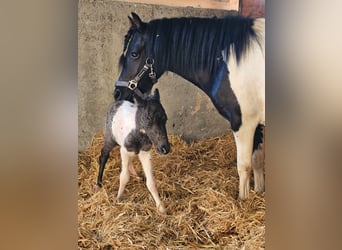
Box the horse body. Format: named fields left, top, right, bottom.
left=114, top=13, right=265, bottom=200
left=97, top=89, right=170, bottom=213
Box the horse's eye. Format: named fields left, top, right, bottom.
left=131, top=52, right=139, bottom=58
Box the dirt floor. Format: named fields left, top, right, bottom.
left=78, top=132, right=265, bottom=249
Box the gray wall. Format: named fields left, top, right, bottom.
left=78, top=0, right=236, bottom=151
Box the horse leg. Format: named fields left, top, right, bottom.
left=233, top=124, right=255, bottom=200
left=117, top=147, right=132, bottom=200
left=252, top=145, right=265, bottom=193
left=96, top=139, right=117, bottom=188
left=252, top=125, right=265, bottom=193
left=138, top=150, right=165, bottom=213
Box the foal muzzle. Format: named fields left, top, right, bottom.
left=157, top=144, right=170, bottom=155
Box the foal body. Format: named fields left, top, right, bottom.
left=96, top=89, right=170, bottom=213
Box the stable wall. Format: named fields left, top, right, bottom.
left=78, top=0, right=236, bottom=151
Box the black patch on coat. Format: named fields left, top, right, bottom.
left=253, top=124, right=264, bottom=151
left=124, top=129, right=152, bottom=154
left=209, top=62, right=242, bottom=131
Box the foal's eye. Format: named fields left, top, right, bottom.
left=131, top=52, right=139, bottom=58
left=146, top=116, right=153, bottom=125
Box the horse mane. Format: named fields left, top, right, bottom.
left=146, top=15, right=259, bottom=75
left=119, top=15, right=261, bottom=75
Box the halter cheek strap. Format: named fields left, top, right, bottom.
left=115, top=58, right=157, bottom=98
left=115, top=79, right=145, bottom=98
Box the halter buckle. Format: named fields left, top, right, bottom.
left=128, top=80, right=137, bottom=90
left=146, top=58, right=154, bottom=67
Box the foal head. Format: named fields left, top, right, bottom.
left=135, top=89, right=170, bottom=155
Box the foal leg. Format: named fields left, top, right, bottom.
left=117, top=147, right=133, bottom=200
left=138, top=150, right=165, bottom=213
left=233, top=124, right=255, bottom=200
left=97, top=139, right=117, bottom=188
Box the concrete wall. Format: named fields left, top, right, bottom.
left=78, top=0, right=236, bottom=151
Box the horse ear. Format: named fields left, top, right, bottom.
left=129, top=12, right=146, bottom=32
left=153, top=88, right=160, bottom=101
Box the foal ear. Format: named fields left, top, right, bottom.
left=129, top=12, right=146, bottom=32
left=153, top=88, right=160, bottom=101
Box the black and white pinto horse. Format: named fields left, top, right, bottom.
left=114, top=13, right=265, bottom=200
left=96, top=89, right=170, bottom=212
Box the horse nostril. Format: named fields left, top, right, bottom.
left=114, top=89, right=121, bottom=100
left=162, top=147, right=167, bottom=154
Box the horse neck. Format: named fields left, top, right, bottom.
left=148, top=16, right=258, bottom=90
left=150, top=41, right=216, bottom=89
left=155, top=59, right=212, bottom=90
left=147, top=35, right=211, bottom=87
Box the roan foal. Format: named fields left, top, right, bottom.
left=96, top=89, right=170, bottom=213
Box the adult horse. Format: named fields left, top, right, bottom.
left=114, top=13, right=265, bottom=200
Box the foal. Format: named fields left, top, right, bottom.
left=96, top=89, right=170, bottom=213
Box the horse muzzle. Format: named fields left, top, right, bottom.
left=114, top=88, right=122, bottom=100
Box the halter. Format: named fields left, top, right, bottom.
left=115, top=58, right=158, bottom=98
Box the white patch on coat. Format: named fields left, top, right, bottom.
left=225, top=18, right=265, bottom=199
left=227, top=18, right=265, bottom=126
left=111, top=101, right=138, bottom=146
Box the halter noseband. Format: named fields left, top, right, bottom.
left=115, top=58, right=158, bottom=98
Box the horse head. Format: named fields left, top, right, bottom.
left=114, top=13, right=157, bottom=102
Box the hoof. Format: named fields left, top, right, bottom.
left=254, top=186, right=265, bottom=194
left=238, top=192, right=249, bottom=200
left=94, top=184, right=102, bottom=192
left=157, top=203, right=166, bottom=214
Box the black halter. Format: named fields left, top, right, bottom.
left=115, top=58, right=158, bottom=98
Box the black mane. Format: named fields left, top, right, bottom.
left=146, top=15, right=258, bottom=75
left=119, top=15, right=259, bottom=76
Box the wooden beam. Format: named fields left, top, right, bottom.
left=240, top=0, right=264, bottom=18
left=114, top=0, right=239, bottom=11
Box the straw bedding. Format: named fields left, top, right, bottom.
left=78, top=132, right=265, bottom=249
